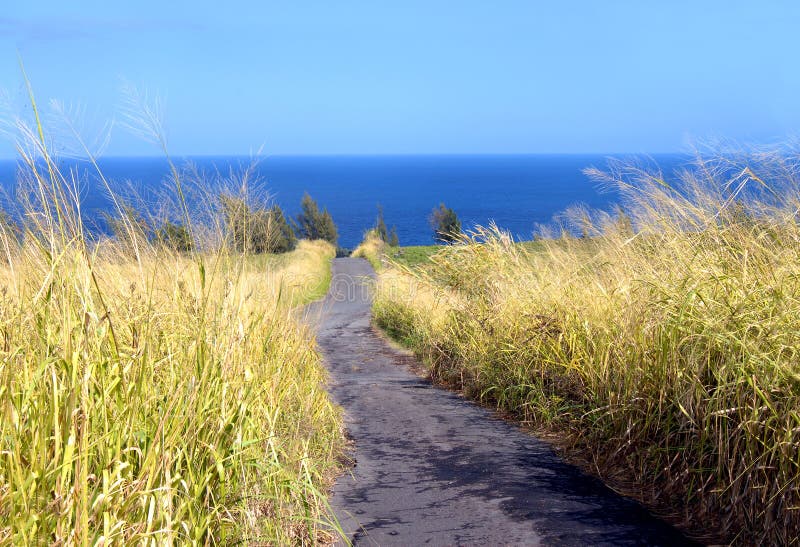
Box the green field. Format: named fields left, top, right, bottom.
left=385, top=244, right=440, bottom=268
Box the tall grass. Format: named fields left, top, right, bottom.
left=350, top=229, right=385, bottom=270
left=373, top=149, right=800, bottom=544
left=0, top=83, right=344, bottom=543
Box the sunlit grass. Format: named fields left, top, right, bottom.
left=243, top=240, right=335, bottom=307
left=0, top=77, right=345, bottom=544
left=371, top=149, right=800, bottom=544
left=0, top=239, right=342, bottom=544
left=350, top=229, right=385, bottom=270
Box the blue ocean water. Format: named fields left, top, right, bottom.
left=0, top=154, right=687, bottom=249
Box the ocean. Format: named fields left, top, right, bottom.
left=0, top=154, right=688, bottom=249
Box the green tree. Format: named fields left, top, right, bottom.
left=388, top=226, right=399, bottom=247
left=429, top=203, right=461, bottom=243
left=375, top=204, right=388, bottom=242
left=294, top=193, right=338, bottom=244
left=268, top=204, right=297, bottom=253
left=221, top=195, right=296, bottom=254
left=373, top=204, right=399, bottom=246
left=157, top=221, right=193, bottom=252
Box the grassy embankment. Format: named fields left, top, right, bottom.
left=351, top=228, right=439, bottom=271
left=368, top=154, right=800, bottom=544
left=0, top=96, right=344, bottom=543
left=350, top=229, right=386, bottom=270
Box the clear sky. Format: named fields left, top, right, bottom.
left=1, top=1, right=799, bottom=157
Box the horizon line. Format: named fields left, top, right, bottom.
left=0, top=151, right=687, bottom=162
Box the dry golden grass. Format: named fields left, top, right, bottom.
left=350, top=229, right=385, bottom=270
left=0, top=233, right=343, bottom=544
left=0, top=78, right=345, bottom=543
left=373, top=150, right=800, bottom=544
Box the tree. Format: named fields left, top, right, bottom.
left=268, top=204, right=297, bottom=253
left=374, top=204, right=399, bottom=246
left=388, top=226, right=399, bottom=247
left=317, top=211, right=338, bottom=244
left=220, top=195, right=296, bottom=254
left=375, top=204, right=388, bottom=242
left=157, top=221, right=193, bottom=252
left=429, top=203, right=461, bottom=243
left=294, top=193, right=338, bottom=244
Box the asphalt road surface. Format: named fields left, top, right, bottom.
left=305, top=257, right=695, bottom=546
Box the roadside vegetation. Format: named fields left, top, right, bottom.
left=351, top=205, right=400, bottom=270
left=351, top=229, right=385, bottom=270
left=369, top=150, right=800, bottom=544
left=0, top=85, right=344, bottom=544
left=353, top=202, right=461, bottom=268
left=385, top=245, right=439, bottom=269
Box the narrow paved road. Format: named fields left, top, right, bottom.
left=306, top=258, right=694, bottom=546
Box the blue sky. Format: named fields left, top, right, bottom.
left=1, top=1, right=799, bottom=157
